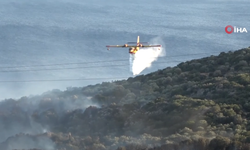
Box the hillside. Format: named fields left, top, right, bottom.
left=0, top=47, right=250, bottom=150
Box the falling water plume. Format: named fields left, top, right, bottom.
left=130, top=37, right=165, bottom=75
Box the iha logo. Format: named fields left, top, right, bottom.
left=225, top=25, right=248, bottom=34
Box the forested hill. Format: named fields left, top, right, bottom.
left=0, top=47, right=250, bottom=150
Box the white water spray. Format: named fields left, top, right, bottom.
left=130, top=37, right=165, bottom=75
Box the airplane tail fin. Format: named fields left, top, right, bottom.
left=127, top=36, right=148, bottom=44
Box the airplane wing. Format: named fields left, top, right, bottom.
left=142, top=45, right=162, bottom=47
left=106, top=45, right=136, bottom=48
left=106, top=45, right=125, bottom=48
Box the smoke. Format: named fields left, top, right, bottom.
left=130, top=36, right=166, bottom=75
left=0, top=88, right=99, bottom=149
left=0, top=134, right=55, bottom=150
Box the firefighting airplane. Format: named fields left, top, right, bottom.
left=106, top=36, right=162, bottom=54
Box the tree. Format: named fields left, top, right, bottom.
left=209, top=136, right=231, bottom=150
left=194, top=138, right=209, bottom=150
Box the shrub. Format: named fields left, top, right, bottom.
left=213, top=70, right=222, bottom=77
left=209, top=136, right=231, bottom=150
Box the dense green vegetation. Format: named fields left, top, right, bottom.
left=1, top=47, right=250, bottom=150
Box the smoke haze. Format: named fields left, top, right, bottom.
left=0, top=88, right=99, bottom=149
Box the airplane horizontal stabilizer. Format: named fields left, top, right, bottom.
left=127, top=42, right=149, bottom=44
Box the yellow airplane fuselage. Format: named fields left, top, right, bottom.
left=129, top=47, right=140, bottom=54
